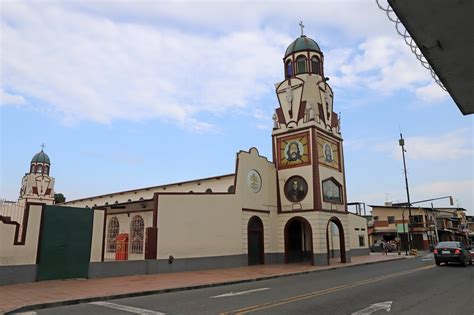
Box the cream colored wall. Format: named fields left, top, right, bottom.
left=63, top=175, right=235, bottom=208
left=348, top=213, right=369, bottom=250
left=90, top=210, right=104, bottom=262
left=0, top=204, right=42, bottom=266
left=319, top=165, right=345, bottom=212
left=157, top=194, right=240, bottom=259
left=236, top=148, right=277, bottom=211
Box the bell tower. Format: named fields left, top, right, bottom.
left=19, top=145, right=55, bottom=205
left=272, top=26, right=346, bottom=213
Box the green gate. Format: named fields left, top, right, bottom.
left=36, top=205, right=94, bottom=281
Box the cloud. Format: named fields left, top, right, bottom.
left=0, top=90, right=27, bottom=106
left=2, top=2, right=287, bottom=129
left=391, top=129, right=473, bottom=160
left=412, top=180, right=474, bottom=211
left=415, top=83, right=449, bottom=103
left=326, top=37, right=431, bottom=94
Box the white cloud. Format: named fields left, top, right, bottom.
left=415, top=83, right=449, bottom=103
left=2, top=2, right=287, bottom=129
left=0, top=90, right=27, bottom=106
left=350, top=129, right=473, bottom=161
left=326, top=37, right=431, bottom=93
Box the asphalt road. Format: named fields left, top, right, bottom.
left=21, top=255, right=474, bottom=315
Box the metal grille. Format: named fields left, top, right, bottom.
left=129, top=215, right=144, bottom=254
left=106, top=216, right=119, bottom=252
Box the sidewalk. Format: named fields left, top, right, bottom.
left=1, top=253, right=412, bottom=314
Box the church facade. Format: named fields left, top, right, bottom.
left=1, top=32, right=369, bottom=283
left=62, top=32, right=369, bottom=273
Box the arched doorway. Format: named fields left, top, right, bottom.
left=326, top=217, right=346, bottom=264
left=284, top=217, right=313, bottom=264
left=247, top=216, right=264, bottom=265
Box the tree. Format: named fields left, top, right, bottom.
left=54, top=193, right=66, bottom=204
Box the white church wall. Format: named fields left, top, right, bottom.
left=0, top=204, right=42, bottom=266
left=63, top=175, right=235, bottom=208
left=236, top=148, right=277, bottom=212
left=90, top=209, right=104, bottom=262
left=348, top=213, right=369, bottom=251
left=157, top=194, right=240, bottom=259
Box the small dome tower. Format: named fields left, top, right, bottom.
left=19, top=144, right=55, bottom=204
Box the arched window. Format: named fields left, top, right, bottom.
left=311, top=56, right=320, bottom=74
left=130, top=215, right=144, bottom=254
left=44, top=165, right=49, bottom=175
left=30, top=164, right=36, bottom=173
left=296, top=56, right=307, bottom=74
left=205, top=188, right=213, bottom=193
left=37, top=164, right=43, bottom=174
left=285, top=60, right=293, bottom=77
left=106, top=217, right=120, bottom=252
left=228, top=185, right=235, bottom=193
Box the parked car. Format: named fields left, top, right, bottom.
left=370, top=240, right=396, bottom=252
left=433, top=241, right=473, bottom=266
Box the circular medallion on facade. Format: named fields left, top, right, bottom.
left=284, top=176, right=308, bottom=202
left=247, top=169, right=262, bottom=193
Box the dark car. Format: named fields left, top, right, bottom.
left=433, top=241, right=473, bottom=266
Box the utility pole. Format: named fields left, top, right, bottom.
left=399, top=133, right=414, bottom=251
left=431, top=202, right=439, bottom=244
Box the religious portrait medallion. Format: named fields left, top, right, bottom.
left=284, top=176, right=308, bottom=203
left=277, top=132, right=311, bottom=169
left=247, top=169, right=262, bottom=193
left=322, top=178, right=342, bottom=203
left=317, top=136, right=340, bottom=169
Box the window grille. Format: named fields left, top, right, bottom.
left=130, top=215, right=144, bottom=254
left=106, top=217, right=119, bottom=252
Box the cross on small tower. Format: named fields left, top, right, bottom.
left=299, top=21, right=305, bottom=36
left=40, top=143, right=46, bottom=151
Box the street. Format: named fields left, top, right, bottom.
left=19, top=255, right=474, bottom=315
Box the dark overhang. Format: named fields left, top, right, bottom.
left=389, top=0, right=474, bottom=115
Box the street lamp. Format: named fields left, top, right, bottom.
left=399, top=133, right=414, bottom=251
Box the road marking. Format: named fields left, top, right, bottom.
left=211, top=288, right=270, bottom=298
left=89, top=301, right=165, bottom=314
left=351, top=301, right=392, bottom=315
left=12, top=312, right=37, bottom=315
left=222, top=265, right=434, bottom=314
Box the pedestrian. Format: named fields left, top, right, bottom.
left=383, top=241, right=389, bottom=255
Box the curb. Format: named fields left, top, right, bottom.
left=6, top=256, right=410, bottom=314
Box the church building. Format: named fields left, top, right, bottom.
left=1, top=29, right=369, bottom=283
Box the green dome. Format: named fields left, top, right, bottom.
left=285, top=35, right=321, bottom=57
left=31, top=150, right=50, bottom=164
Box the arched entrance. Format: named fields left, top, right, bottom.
left=247, top=216, right=264, bottom=265
left=284, top=217, right=313, bottom=264
left=326, top=217, right=346, bottom=264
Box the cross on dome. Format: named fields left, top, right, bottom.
left=299, top=21, right=305, bottom=36
left=41, top=143, right=46, bottom=151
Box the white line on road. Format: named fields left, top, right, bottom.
left=351, top=301, right=392, bottom=315
left=12, top=312, right=37, bottom=315
left=210, top=287, right=270, bottom=298
left=89, top=301, right=165, bottom=314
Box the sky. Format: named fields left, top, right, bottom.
left=1, top=0, right=473, bottom=215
